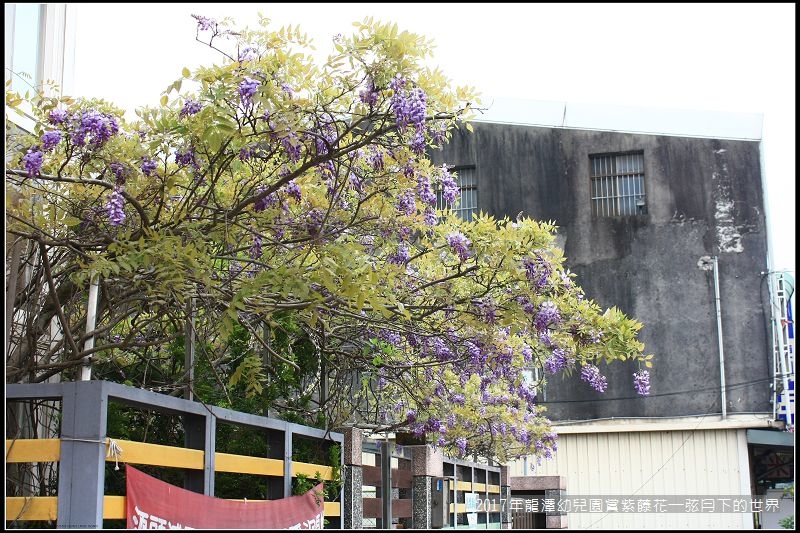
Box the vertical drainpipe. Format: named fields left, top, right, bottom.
left=80, top=274, right=100, bottom=381
left=713, top=256, right=727, bottom=419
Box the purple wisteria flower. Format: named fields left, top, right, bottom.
left=253, top=188, right=279, bottom=212
left=282, top=133, right=302, bottom=163
left=446, top=232, right=471, bottom=262
left=424, top=418, right=444, bottom=433
left=238, top=76, right=261, bottom=106
left=455, top=436, right=468, bottom=456
left=239, top=146, right=255, bottom=161
left=286, top=180, right=302, bottom=202
left=71, top=109, right=120, bottom=147
left=388, top=244, right=410, bottom=265
left=42, top=131, right=62, bottom=151
left=390, top=76, right=428, bottom=152
left=423, top=206, right=437, bottom=226
left=368, top=148, right=384, bottom=171
left=179, top=99, right=203, bottom=118
left=534, top=301, right=561, bottom=330
left=106, top=186, right=126, bottom=226
left=280, top=82, right=294, bottom=98
left=377, top=329, right=402, bottom=347
left=22, top=148, right=44, bottom=177
left=192, top=14, right=216, bottom=32
left=581, top=364, right=608, bottom=393
left=396, top=190, right=416, bottom=216
left=406, top=409, right=417, bottom=423
left=430, top=122, right=447, bottom=146
left=359, top=77, right=379, bottom=108
left=416, top=174, right=436, bottom=206
left=517, top=295, right=536, bottom=315
left=431, top=337, right=453, bottom=361
left=249, top=233, right=263, bottom=259
left=110, top=162, right=125, bottom=183
left=238, top=46, right=257, bottom=62
left=473, top=299, right=496, bottom=325
left=544, top=348, right=574, bottom=374
left=175, top=148, right=195, bottom=167
left=521, top=344, right=533, bottom=362
left=346, top=171, right=363, bottom=194
left=306, top=208, right=325, bottom=236
left=633, top=369, right=651, bottom=396
left=48, top=108, right=68, bottom=125
left=539, top=330, right=555, bottom=348
left=410, top=129, right=426, bottom=154
left=389, top=75, right=409, bottom=129
left=141, top=158, right=157, bottom=176
left=523, top=253, right=551, bottom=289
left=439, top=165, right=458, bottom=205
left=408, top=87, right=427, bottom=125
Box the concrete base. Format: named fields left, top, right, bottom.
left=343, top=465, right=363, bottom=529
left=411, top=476, right=433, bottom=529
left=546, top=515, right=569, bottom=528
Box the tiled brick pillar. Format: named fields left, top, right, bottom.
left=411, top=445, right=444, bottom=528
left=342, top=428, right=363, bottom=529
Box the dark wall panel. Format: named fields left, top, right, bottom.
left=433, top=123, right=770, bottom=420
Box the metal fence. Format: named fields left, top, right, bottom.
left=6, top=380, right=342, bottom=528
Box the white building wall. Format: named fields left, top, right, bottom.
left=510, top=428, right=754, bottom=529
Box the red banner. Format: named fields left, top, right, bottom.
left=125, top=465, right=324, bottom=529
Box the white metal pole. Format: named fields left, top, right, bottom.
left=185, top=297, right=195, bottom=401
left=713, top=257, right=727, bottom=419
left=80, top=275, right=99, bottom=381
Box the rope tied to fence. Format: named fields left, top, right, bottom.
left=106, top=438, right=123, bottom=470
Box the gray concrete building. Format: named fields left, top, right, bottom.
left=431, top=118, right=770, bottom=421
left=430, top=104, right=792, bottom=529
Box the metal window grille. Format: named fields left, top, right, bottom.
left=437, top=166, right=477, bottom=221
left=590, top=152, right=646, bottom=217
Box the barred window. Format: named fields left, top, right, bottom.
left=590, top=152, right=647, bottom=217
left=437, top=165, right=477, bottom=221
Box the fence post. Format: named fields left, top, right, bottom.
left=184, top=412, right=216, bottom=495
left=342, top=428, right=363, bottom=529
left=56, top=381, right=108, bottom=528
left=500, top=465, right=512, bottom=529
left=411, top=444, right=443, bottom=529
left=284, top=429, right=293, bottom=497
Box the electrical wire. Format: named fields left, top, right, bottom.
left=584, top=392, right=726, bottom=528
left=538, top=376, right=773, bottom=404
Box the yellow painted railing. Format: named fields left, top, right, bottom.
left=6, top=496, right=341, bottom=521
left=455, top=480, right=473, bottom=491
left=5, top=438, right=340, bottom=521
left=6, top=438, right=60, bottom=462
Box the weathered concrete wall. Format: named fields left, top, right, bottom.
left=431, top=123, right=771, bottom=420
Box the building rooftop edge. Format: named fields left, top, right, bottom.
left=468, top=98, right=764, bottom=141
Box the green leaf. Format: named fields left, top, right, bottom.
left=182, top=67, right=191, bottom=78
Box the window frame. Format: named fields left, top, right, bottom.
left=437, top=164, right=478, bottom=221
left=589, top=151, right=647, bottom=217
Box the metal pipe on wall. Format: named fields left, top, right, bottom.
left=713, top=256, right=727, bottom=419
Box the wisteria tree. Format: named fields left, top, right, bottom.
left=5, top=15, right=652, bottom=462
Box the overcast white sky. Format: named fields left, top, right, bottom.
left=72, top=3, right=795, bottom=273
